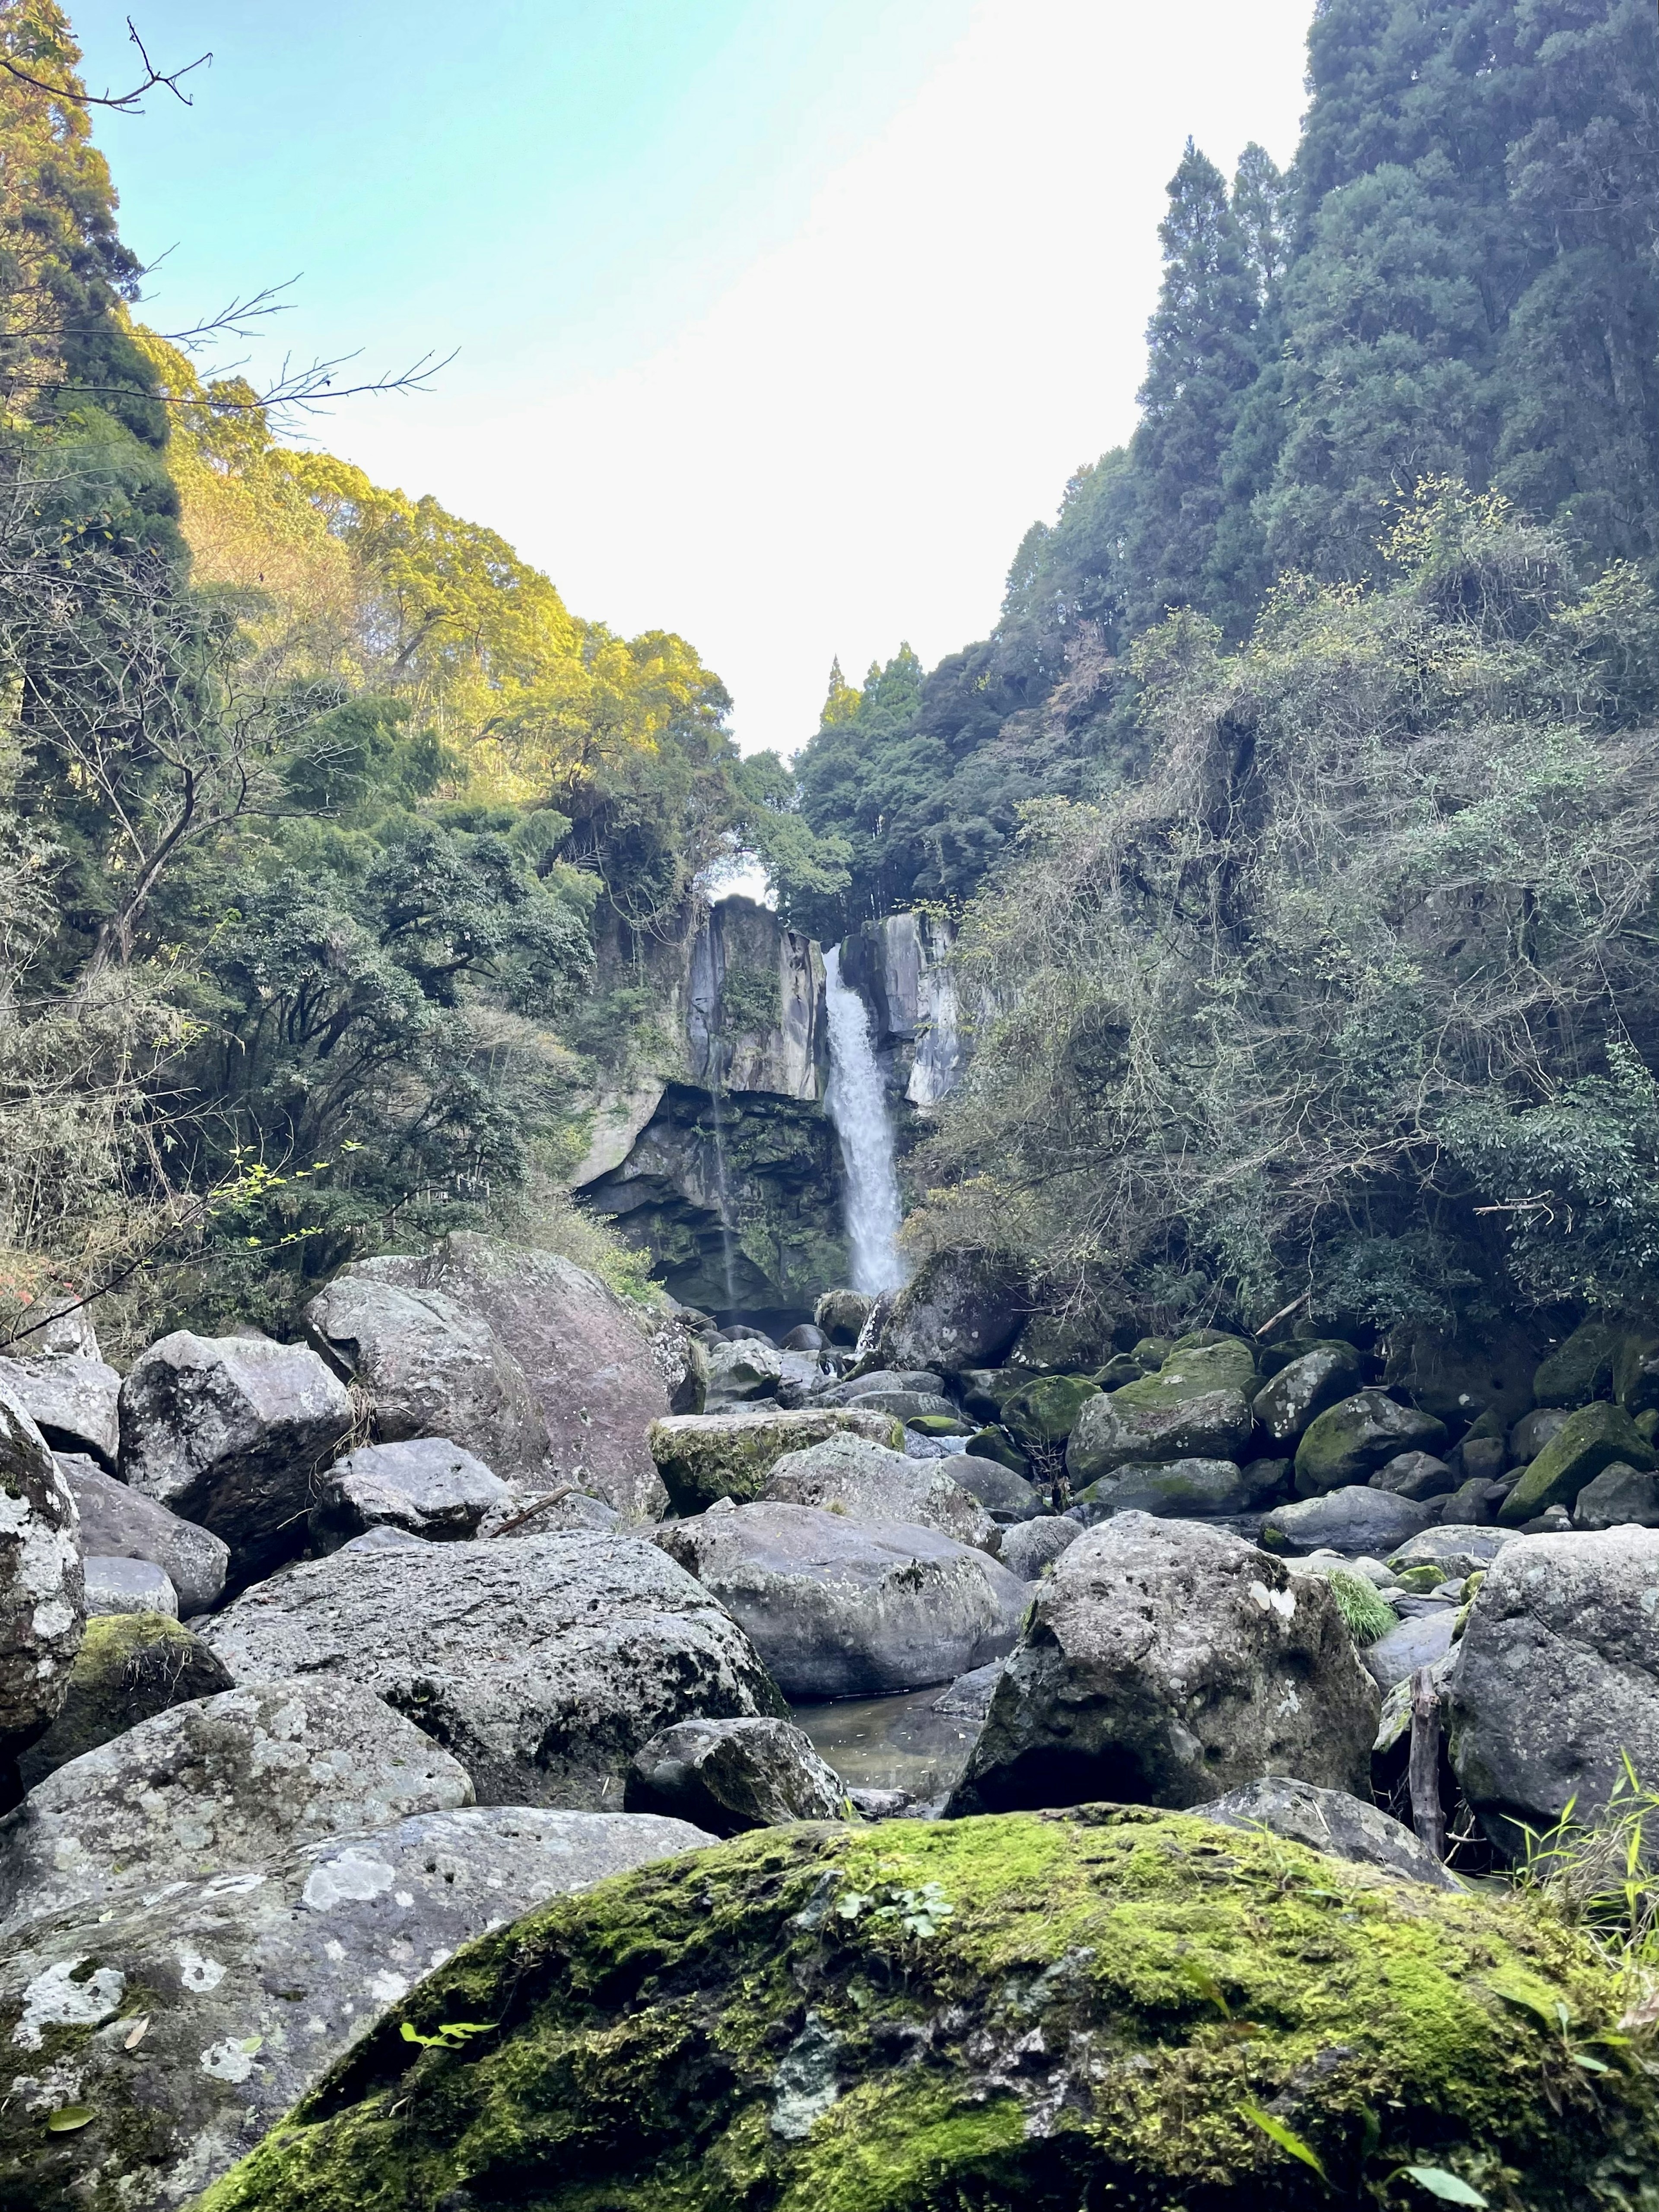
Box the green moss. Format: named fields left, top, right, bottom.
left=198, top=1808, right=1659, bottom=2212
left=649, top=1411, right=906, bottom=1511
left=1000, top=1374, right=1100, bottom=1451
left=1323, top=1565, right=1398, bottom=1644
left=1500, top=1400, right=1657, bottom=1523
left=18, top=1613, right=232, bottom=1789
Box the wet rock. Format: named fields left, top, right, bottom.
left=863, top=1249, right=1023, bottom=1374
left=1071, top=1457, right=1273, bottom=1524
left=1362, top=1606, right=1459, bottom=1692
left=119, top=1333, right=353, bottom=1587
left=0, top=1806, right=714, bottom=2212
left=648, top=1406, right=903, bottom=1513
left=1261, top=1487, right=1437, bottom=1557
left=952, top=1449, right=1046, bottom=1519
left=16, top=1613, right=233, bottom=1792
left=0, top=1387, right=82, bottom=1804
left=1574, top=1460, right=1659, bottom=1530
left=475, top=1485, right=622, bottom=1540
left=306, top=1437, right=509, bottom=1553
left=83, top=1553, right=177, bottom=1617
left=1369, top=1450, right=1455, bottom=1501
left=626, top=1716, right=845, bottom=1833
left=947, top=1512, right=1379, bottom=1815
left=1449, top=1527, right=1659, bottom=1851
left=760, top=1432, right=997, bottom=1549
left=57, top=1454, right=228, bottom=1616
left=1195, top=1774, right=1460, bottom=1889
left=931, top=1659, right=1006, bottom=1719
left=202, top=1531, right=783, bottom=1808
left=1293, top=1391, right=1448, bottom=1496
left=1499, top=1400, right=1657, bottom=1524
left=657, top=1502, right=1027, bottom=1699
left=0, top=1350, right=121, bottom=1465
left=0, top=1677, right=474, bottom=1939
left=995, top=1515, right=1081, bottom=1580
left=1251, top=1340, right=1364, bottom=1443
left=814, top=1289, right=873, bottom=1344
left=1439, top=1476, right=1505, bottom=1527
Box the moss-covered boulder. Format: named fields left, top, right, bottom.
left=1293, top=1390, right=1448, bottom=1496
left=1499, top=1400, right=1658, bottom=1525
left=1534, top=1317, right=1623, bottom=1409
left=999, top=1373, right=1100, bottom=1454
left=16, top=1611, right=232, bottom=1790
left=648, top=1409, right=904, bottom=1513
left=199, top=1807, right=1659, bottom=2212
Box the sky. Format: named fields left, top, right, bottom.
left=74, top=0, right=1315, bottom=754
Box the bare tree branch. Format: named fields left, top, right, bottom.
left=0, top=13, right=209, bottom=113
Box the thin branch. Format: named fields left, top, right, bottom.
left=0, top=15, right=210, bottom=112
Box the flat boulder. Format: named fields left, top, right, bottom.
left=307, top=1437, right=509, bottom=1552
left=0, top=1387, right=82, bottom=1805
left=1293, top=1390, right=1447, bottom=1495
left=625, top=1716, right=845, bottom=1834
left=1261, top=1485, right=1437, bottom=1557
left=0, top=1350, right=120, bottom=1465
left=1499, top=1399, right=1657, bottom=1525
left=1067, top=1378, right=1253, bottom=1485
left=1071, top=1457, right=1270, bottom=1523
left=648, top=1406, right=903, bottom=1514
left=119, top=1333, right=353, bottom=1586
left=1362, top=1607, right=1460, bottom=1692
left=656, top=1502, right=1027, bottom=1699
left=1448, top=1527, right=1659, bottom=1851
left=760, top=1432, right=996, bottom=1549
left=201, top=1531, right=784, bottom=1808
left=1250, top=1340, right=1364, bottom=1443
left=16, top=1613, right=232, bottom=1791
left=1195, top=1773, right=1460, bottom=1889
left=948, top=1513, right=1379, bottom=1815
left=57, top=1454, right=228, bottom=1615
left=0, top=1806, right=713, bottom=2212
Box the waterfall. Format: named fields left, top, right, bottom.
left=823, top=947, right=908, bottom=1293
left=707, top=1082, right=739, bottom=1308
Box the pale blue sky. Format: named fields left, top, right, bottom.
left=74, top=1, right=1314, bottom=749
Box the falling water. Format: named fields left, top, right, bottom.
left=707, top=1081, right=740, bottom=1309
left=823, top=947, right=908, bottom=1293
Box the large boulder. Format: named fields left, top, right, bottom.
left=0, top=1349, right=121, bottom=1465
left=306, top=1437, right=509, bottom=1552
left=953, top=1449, right=1047, bottom=1520
left=1293, top=1390, right=1447, bottom=1495
left=997, top=1514, right=1082, bottom=1580
left=1532, top=1317, right=1621, bottom=1408
left=1260, top=1486, right=1438, bottom=1557
left=0, top=1387, right=82, bottom=1805
left=863, top=1248, right=1023, bottom=1374
left=0, top=1806, right=713, bottom=2212
left=16, top=1613, right=232, bottom=1791
left=1071, top=1456, right=1274, bottom=1523
left=1362, top=1606, right=1461, bottom=1692
left=625, top=1716, right=845, bottom=1834
left=0, top=1677, right=474, bottom=1939
left=1448, top=1526, right=1659, bottom=1851
left=57, top=1453, right=229, bottom=1615
left=201, top=1531, right=784, bottom=1807
left=1499, top=1399, right=1657, bottom=1524
left=656, top=1502, right=1027, bottom=1699
left=648, top=1406, right=903, bottom=1513
left=1195, top=1774, right=1461, bottom=1889
left=760, top=1432, right=996, bottom=1549
left=83, top=1552, right=177, bottom=1616
left=814, top=1288, right=873, bottom=1344
left=948, top=1514, right=1379, bottom=1815
left=195, top=1809, right=1655, bottom=2212
left=118, top=1333, right=353, bottom=1586
left=999, top=1373, right=1101, bottom=1457
left=1065, top=1359, right=1254, bottom=1485
left=1574, top=1459, right=1659, bottom=1529
left=704, top=1336, right=784, bottom=1406
left=304, top=1269, right=549, bottom=1483
left=1250, top=1340, right=1364, bottom=1443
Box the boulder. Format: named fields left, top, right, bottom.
left=814, top=1288, right=872, bottom=1344
left=1614, top=1331, right=1659, bottom=1418
left=947, top=1513, right=1379, bottom=1815
left=1261, top=1486, right=1437, bottom=1557
left=1250, top=1340, right=1364, bottom=1443
left=705, top=1335, right=784, bottom=1405
left=1499, top=1400, right=1657, bottom=1524
left=932, top=1657, right=1007, bottom=1718
left=760, top=1432, right=997, bottom=1549
left=476, top=1485, right=622, bottom=1540
left=1388, top=1526, right=1517, bottom=1578
left=0, top=1806, right=714, bottom=2212
left=1440, top=1476, right=1506, bottom=1527
left=1000, top=1373, right=1102, bottom=1456
left=57, top=1453, right=228, bottom=1615
left=1574, top=1459, right=1659, bottom=1529
left=1448, top=1527, right=1659, bottom=1850
left=201, top=1531, right=784, bottom=1808
left=625, top=1717, right=845, bottom=1834
left=864, top=1248, right=1023, bottom=1374
left=648, top=1406, right=903, bottom=1514
left=845, top=1388, right=960, bottom=1422
left=118, top=1333, right=353, bottom=1586
left=952, top=1448, right=1046, bottom=1519
left=16, top=1613, right=232, bottom=1792
left=1362, top=1606, right=1460, bottom=1692
left=1458, top=1434, right=1508, bottom=1485
left=304, top=1269, right=549, bottom=1482
left=957, top=1366, right=1026, bottom=1419
left=822, top=1368, right=945, bottom=1406
left=1008, top=1311, right=1109, bottom=1373
left=0, top=1350, right=120, bottom=1465
left=781, top=1323, right=829, bottom=1353
left=83, top=1553, right=177, bottom=1617
left=0, top=1677, right=475, bottom=1939
left=1510, top=1406, right=1572, bottom=1464
left=197, top=1814, right=1659, bottom=2212
left=1071, top=1456, right=1275, bottom=1524
left=1293, top=1390, right=1448, bottom=1495
left=656, top=1502, right=1027, bottom=1700
left=1368, top=1450, right=1455, bottom=1500
left=0, top=1387, right=82, bottom=1805
left=306, top=1437, right=510, bottom=1552
left=1532, top=1317, right=1622, bottom=1407
left=995, top=1515, right=1082, bottom=1580
left=1066, top=1374, right=1254, bottom=1486
left=1195, top=1774, right=1461, bottom=1889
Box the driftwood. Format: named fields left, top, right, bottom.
left=1408, top=1664, right=1446, bottom=1862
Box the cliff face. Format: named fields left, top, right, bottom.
left=838, top=911, right=972, bottom=1111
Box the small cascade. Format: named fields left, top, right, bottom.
left=823, top=946, right=908, bottom=1294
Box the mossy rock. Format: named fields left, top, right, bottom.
left=1109, top=1337, right=1256, bottom=1410
left=905, top=1413, right=970, bottom=1437
left=963, top=1425, right=1030, bottom=1476
left=1499, top=1399, right=1658, bottom=1525
left=648, top=1409, right=906, bottom=1513
left=1000, top=1373, right=1101, bottom=1452
left=1533, top=1318, right=1623, bottom=1410
left=199, top=1807, right=1658, bottom=2212
left=17, top=1612, right=232, bottom=1789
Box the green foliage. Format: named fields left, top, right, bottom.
left=1325, top=1566, right=1398, bottom=1646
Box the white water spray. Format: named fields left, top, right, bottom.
left=823, top=947, right=908, bottom=1294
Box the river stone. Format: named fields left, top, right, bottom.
left=845, top=1388, right=961, bottom=1422
left=0, top=1806, right=715, bottom=2212
left=1387, top=1527, right=1517, bottom=1578
left=307, top=1437, right=509, bottom=1552
left=656, top=1502, right=1027, bottom=1700
left=1532, top=1317, right=1622, bottom=1408
left=1260, top=1486, right=1437, bottom=1556
left=304, top=1269, right=549, bottom=1484
left=1000, top=1373, right=1102, bottom=1455
left=200, top=1531, right=784, bottom=1808
left=1574, top=1460, right=1659, bottom=1529
left=996, top=1515, right=1082, bottom=1580
left=947, top=1513, right=1379, bottom=1815
left=57, top=1454, right=229, bottom=1616
left=16, top=1613, right=233, bottom=1791
left=1510, top=1407, right=1572, bottom=1465
left=1369, top=1450, right=1456, bottom=1501
left=0, top=1386, right=82, bottom=1805
left=760, top=1433, right=997, bottom=1549
left=706, top=1336, right=784, bottom=1406
left=953, top=1449, right=1046, bottom=1519
left=1066, top=1384, right=1253, bottom=1485
left=1293, top=1391, right=1448, bottom=1495
left=0, top=1350, right=121, bottom=1465
left=813, top=1288, right=872, bottom=1344
left=1613, top=1331, right=1659, bottom=1418
left=1071, top=1457, right=1268, bottom=1524
left=1440, top=1476, right=1507, bottom=1527
left=822, top=1369, right=945, bottom=1407
left=1447, top=1527, right=1659, bottom=1850
left=625, top=1716, right=845, bottom=1834
left=118, top=1333, right=353, bottom=1587
left=476, top=1486, right=622, bottom=1540
left=648, top=1407, right=903, bottom=1513
left=863, top=1250, right=1023, bottom=1374
left=0, top=1677, right=475, bottom=1939
left=1362, top=1606, right=1460, bottom=1692
left=1499, top=1399, right=1658, bottom=1524
left=1194, top=1774, right=1460, bottom=1890
left=932, top=1657, right=1007, bottom=1718
left=83, top=1553, right=177, bottom=1617
left=1250, top=1341, right=1364, bottom=1444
